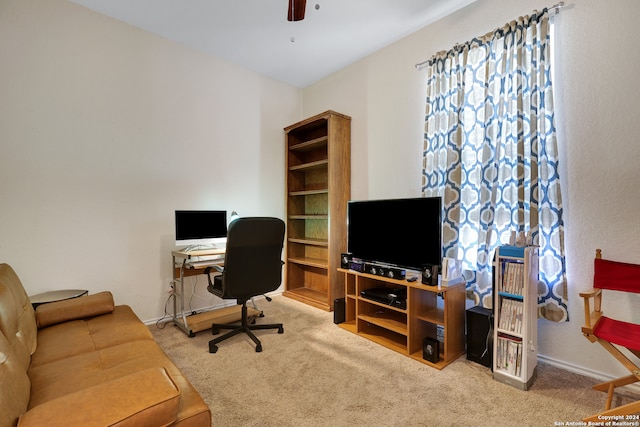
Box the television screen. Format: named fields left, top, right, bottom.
left=347, top=197, right=442, bottom=271
left=175, top=210, right=227, bottom=248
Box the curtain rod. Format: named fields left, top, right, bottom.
left=414, top=1, right=565, bottom=70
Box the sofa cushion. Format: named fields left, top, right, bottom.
left=27, top=339, right=211, bottom=425
left=0, top=264, right=37, bottom=364
left=30, top=305, right=154, bottom=368
left=18, top=367, right=181, bottom=427
left=35, top=291, right=114, bottom=329
left=28, top=339, right=176, bottom=408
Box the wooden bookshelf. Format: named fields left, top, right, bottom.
left=283, top=111, right=351, bottom=311
left=493, top=245, right=539, bottom=390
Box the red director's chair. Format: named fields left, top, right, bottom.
left=580, top=249, right=640, bottom=422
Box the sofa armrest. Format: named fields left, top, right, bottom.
left=35, top=291, right=115, bottom=329
left=18, top=368, right=180, bottom=427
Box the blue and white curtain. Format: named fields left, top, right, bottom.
left=422, top=9, right=568, bottom=322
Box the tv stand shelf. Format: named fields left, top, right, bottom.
left=338, top=268, right=466, bottom=369
left=417, top=308, right=446, bottom=325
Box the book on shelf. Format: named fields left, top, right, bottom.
left=516, top=301, right=523, bottom=334
left=498, top=298, right=524, bottom=334
left=502, top=262, right=524, bottom=295
left=496, top=334, right=523, bottom=377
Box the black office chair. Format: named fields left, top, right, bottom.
left=204, top=217, right=285, bottom=353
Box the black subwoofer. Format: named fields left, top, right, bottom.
left=466, top=306, right=493, bottom=368
left=333, top=298, right=345, bottom=324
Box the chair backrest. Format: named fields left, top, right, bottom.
left=594, top=257, right=640, bottom=294
left=220, top=217, right=285, bottom=301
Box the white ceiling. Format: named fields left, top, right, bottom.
left=71, top=0, right=477, bottom=88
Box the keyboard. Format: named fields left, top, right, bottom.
left=187, top=258, right=224, bottom=268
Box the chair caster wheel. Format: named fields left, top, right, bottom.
left=255, top=344, right=262, bottom=352
left=209, top=343, right=218, bottom=353
left=278, top=327, right=284, bottom=334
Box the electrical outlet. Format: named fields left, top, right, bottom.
left=166, top=279, right=174, bottom=293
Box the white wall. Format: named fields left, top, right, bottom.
left=0, top=0, right=302, bottom=321
left=303, top=0, right=640, bottom=381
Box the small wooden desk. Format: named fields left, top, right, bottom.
left=171, top=248, right=260, bottom=337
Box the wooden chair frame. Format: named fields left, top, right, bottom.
left=580, top=249, right=640, bottom=422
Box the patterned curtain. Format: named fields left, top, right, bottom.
left=422, top=9, right=568, bottom=322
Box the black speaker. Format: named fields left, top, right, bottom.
left=466, top=306, right=493, bottom=368
left=423, top=337, right=440, bottom=363
left=341, top=253, right=352, bottom=269
left=421, top=263, right=439, bottom=286
left=364, top=263, right=406, bottom=280
left=334, top=298, right=345, bottom=324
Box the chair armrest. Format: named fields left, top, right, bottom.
left=579, top=288, right=601, bottom=298
left=204, top=266, right=224, bottom=297
left=204, top=265, right=223, bottom=273
left=579, top=287, right=602, bottom=330
left=35, top=291, right=115, bottom=329
left=18, top=368, right=180, bottom=427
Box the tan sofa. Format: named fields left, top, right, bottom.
left=0, top=263, right=211, bottom=427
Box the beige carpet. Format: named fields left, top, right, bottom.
left=150, top=296, right=637, bottom=426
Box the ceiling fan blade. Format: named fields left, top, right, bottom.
left=287, top=0, right=306, bottom=22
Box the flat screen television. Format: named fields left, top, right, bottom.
left=175, top=210, right=227, bottom=249
left=347, top=197, right=442, bottom=271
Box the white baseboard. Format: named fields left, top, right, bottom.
left=539, top=353, right=640, bottom=394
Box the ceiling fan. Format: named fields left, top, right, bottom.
left=287, top=0, right=307, bottom=22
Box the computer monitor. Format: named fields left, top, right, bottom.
left=175, top=210, right=227, bottom=250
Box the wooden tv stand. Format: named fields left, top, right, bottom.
left=337, top=268, right=467, bottom=369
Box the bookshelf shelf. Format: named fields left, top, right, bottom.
left=497, top=291, right=524, bottom=300
left=290, top=136, right=329, bottom=151
left=287, top=237, right=328, bottom=246
left=287, top=256, right=328, bottom=269
left=493, top=245, right=539, bottom=390
left=289, top=159, right=329, bottom=172
left=289, top=189, right=329, bottom=197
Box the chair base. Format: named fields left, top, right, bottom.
left=583, top=374, right=640, bottom=422
left=582, top=339, right=640, bottom=422
left=209, top=303, right=283, bottom=353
